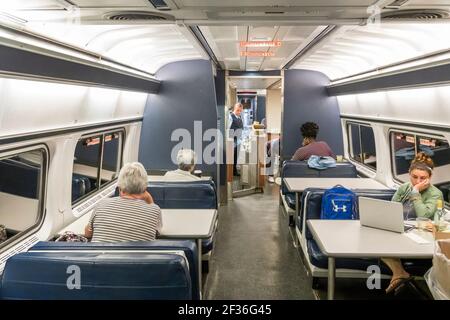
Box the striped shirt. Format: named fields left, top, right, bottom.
left=88, top=197, right=162, bottom=243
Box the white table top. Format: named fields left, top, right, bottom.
left=307, top=220, right=434, bottom=258
left=147, top=175, right=212, bottom=182
left=284, top=177, right=389, bottom=192
left=158, top=209, right=217, bottom=239
left=59, top=208, right=217, bottom=239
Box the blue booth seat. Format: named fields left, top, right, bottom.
left=300, top=188, right=432, bottom=275
left=147, top=181, right=217, bottom=254
left=1, top=240, right=199, bottom=300
left=281, top=160, right=357, bottom=210
left=147, top=180, right=217, bottom=210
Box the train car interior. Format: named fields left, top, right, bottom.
left=0, top=0, right=449, bottom=301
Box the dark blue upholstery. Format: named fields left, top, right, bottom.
left=28, top=240, right=200, bottom=300
left=300, top=188, right=431, bottom=274
left=1, top=251, right=191, bottom=300
left=147, top=180, right=217, bottom=209
left=436, top=182, right=450, bottom=203
left=0, top=159, right=40, bottom=199
left=71, top=174, right=92, bottom=202
left=281, top=161, right=357, bottom=210
left=285, top=193, right=296, bottom=210
left=307, top=238, right=390, bottom=272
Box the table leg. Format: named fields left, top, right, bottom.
left=294, top=192, right=300, bottom=246
left=328, top=257, right=335, bottom=300
left=197, top=238, right=202, bottom=300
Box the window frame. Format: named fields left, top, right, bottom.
left=389, top=128, right=449, bottom=185
left=71, top=128, right=125, bottom=206
left=0, top=144, right=48, bottom=251
left=346, top=121, right=377, bottom=172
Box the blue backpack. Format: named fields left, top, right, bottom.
left=321, top=185, right=358, bottom=220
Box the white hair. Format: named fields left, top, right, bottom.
left=117, top=162, right=148, bottom=194
left=177, top=149, right=196, bottom=172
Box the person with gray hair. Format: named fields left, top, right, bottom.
left=164, top=149, right=201, bottom=181
left=85, top=162, right=162, bottom=242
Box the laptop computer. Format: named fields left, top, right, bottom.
left=359, top=197, right=408, bottom=233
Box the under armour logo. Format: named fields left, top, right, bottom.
left=332, top=200, right=347, bottom=213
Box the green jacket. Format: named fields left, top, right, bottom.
left=392, top=182, right=444, bottom=219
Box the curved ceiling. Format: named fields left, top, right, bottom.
left=291, top=23, right=450, bottom=80
left=18, top=23, right=206, bottom=74
left=1, top=1, right=450, bottom=77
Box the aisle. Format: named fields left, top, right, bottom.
left=204, top=183, right=315, bottom=299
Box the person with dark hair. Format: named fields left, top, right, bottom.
left=291, top=122, right=335, bottom=161
left=382, top=152, right=443, bottom=294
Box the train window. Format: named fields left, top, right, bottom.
left=72, top=131, right=123, bottom=204
left=0, top=148, right=46, bottom=248
left=391, top=131, right=450, bottom=203
left=101, top=132, right=122, bottom=184
left=348, top=123, right=377, bottom=170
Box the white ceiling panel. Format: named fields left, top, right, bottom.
left=20, top=22, right=204, bottom=74
left=2, top=1, right=449, bottom=75
left=0, top=0, right=67, bottom=10
left=217, top=42, right=239, bottom=58
left=177, top=0, right=375, bottom=6
left=284, top=26, right=321, bottom=40
left=229, top=76, right=281, bottom=90
left=200, top=25, right=325, bottom=71
left=70, top=0, right=150, bottom=7
left=293, top=23, right=450, bottom=80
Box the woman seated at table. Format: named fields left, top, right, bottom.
left=383, top=152, right=443, bottom=294
left=291, top=122, right=335, bottom=161
left=85, top=162, right=162, bottom=242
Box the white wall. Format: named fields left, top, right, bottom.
left=337, top=84, right=450, bottom=127
left=0, top=77, right=148, bottom=138
left=266, top=89, right=281, bottom=133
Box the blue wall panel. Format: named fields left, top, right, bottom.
left=256, top=95, right=266, bottom=123
left=282, top=69, right=343, bottom=159
left=214, top=70, right=226, bottom=186
left=139, top=60, right=218, bottom=181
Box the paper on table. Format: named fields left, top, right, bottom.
left=404, top=232, right=432, bottom=244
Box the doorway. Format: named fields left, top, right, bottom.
left=225, top=74, right=282, bottom=199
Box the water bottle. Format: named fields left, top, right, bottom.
left=434, top=199, right=444, bottom=231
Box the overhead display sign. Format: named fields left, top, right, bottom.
left=240, top=51, right=275, bottom=57
left=240, top=41, right=282, bottom=47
